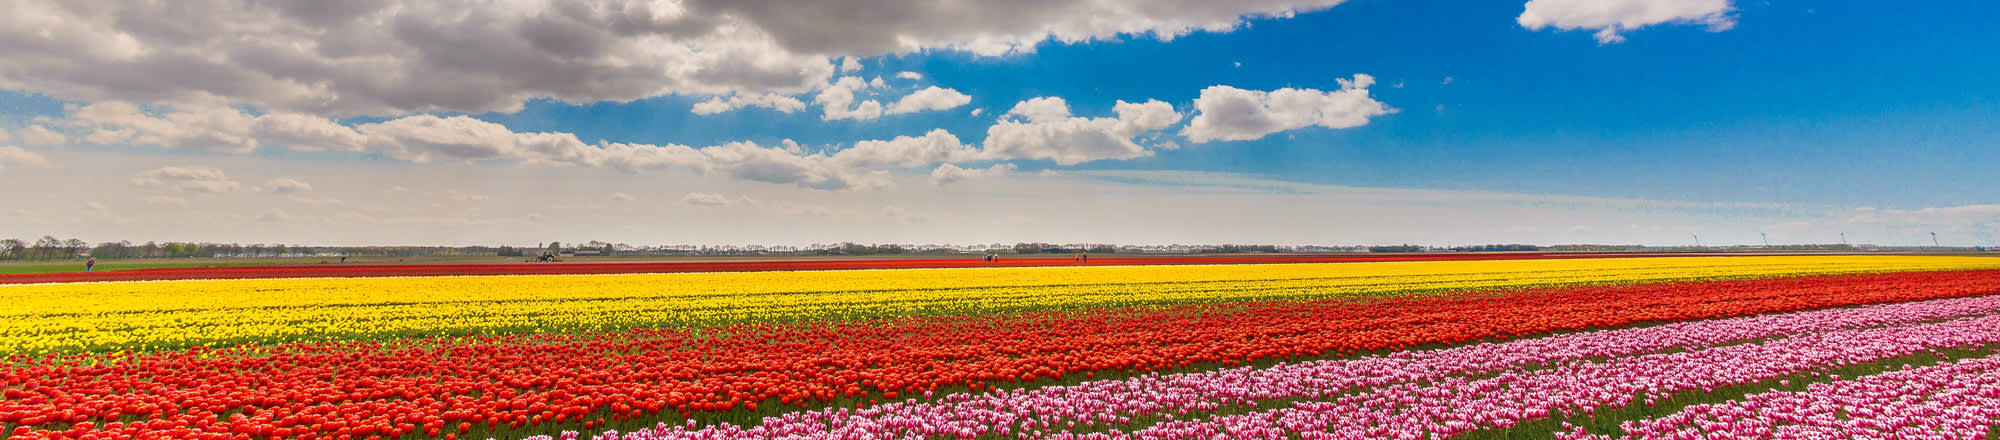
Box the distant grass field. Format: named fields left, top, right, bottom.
left=0, top=261, right=300, bottom=275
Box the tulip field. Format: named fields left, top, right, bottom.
left=4, top=255, right=2000, bottom=439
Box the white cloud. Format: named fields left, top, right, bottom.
left=0, top=146, right=52, bottom=169
left=64, top=102, right=371, bottom=154
left=50, top=92, right=1165, bottom=192
left=353, top=114, right=597, bottom=165
left=0, top=0, right=1362, bottom=119
left=699, top=141, right=889, bottom=191
left=67, top=101, right=260, bottom=153
left=816, top=76, right=885, bottom=121
left=885, top=86, right=972, bottom=115
left=1441, top=76, right=1454, bottom=85
left=830, top=129, right=981, bottom=169
left=680, top=192, right=737, bottom=207
left=1519, top=0, right=1737, bottom=44
left=1181, top=74, right=1395, bottom=143
left=896, top=71, right=924, bottom=80
left=257, top=178, right=314, bottom=194
left=129, top=166, right=240, bottom=193
left=611, top=192, right=635, bottom=201
left=250, top=112, right=367, bottom=152
left=985, top=97, right=1182, bottom=165
left=1002, top=97, right=1075, bottom=123
left=16, top=125, right=67, bottom=145
left=970, top=108, right=985, bottom=117
left=932, top=163, right=1017, bottom=185
left=691, top=93, right=809, bottom=115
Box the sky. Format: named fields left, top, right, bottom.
left=1, top=0, right=1996, bottom=247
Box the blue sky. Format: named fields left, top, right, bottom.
left=2, top=0, right=1996, bottom=246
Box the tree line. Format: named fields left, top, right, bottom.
left=0, top=236, right=291, bottom=260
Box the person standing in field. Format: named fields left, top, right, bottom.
left=85, top=257, right=96, bottom=273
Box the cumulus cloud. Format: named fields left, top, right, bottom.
left=698, top=141, right=887, bottom=190
left=931, top=163, right=1017, bottom=185
left=0, top=146, right=52, bottom=169
left=51, top=93, right=1183, bottom=192
left=353, top=115, right=597, bottom=165
left=1181, top=74, right=1394, bottom=143
left=1518, top=0, right=1737, bottom=44
left=0, top=0, right=1360, bottom=117
left=884, top=86, right=972, bottom=115
left=816, top=76, right=885, bottom=121
left=680, top=192, right=738, bottom=207
left=257, top=178, right=314, bottom=194
left=829, top=129, right=981, bottom=169
left=129, top=166, right=241, bottom=193
left=66, top=101, right=261, bottom=153
left=16, top=126, right=67, bottom=145
left=691, top=93, right=809, bottom=115
left=896, top=71, right=924, bottom=80
left=984, top=97, right=1182, bottom=165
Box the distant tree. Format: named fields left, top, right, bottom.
left=91, top=241, right=128, bottom=258
left=162, top=242, right=185, bottom=257
left=546, top=241, right=562, bottom=252
left=33, top=236, right=60, bottom=260
left=140, top=241, right=160, bottom=258
left=62, top=239, right=88, bottom=257
left=1368, top=244, right=1425, bottom=253
left=0, top=239, right=22, bottom=259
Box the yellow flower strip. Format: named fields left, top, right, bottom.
left=6, top=255, right=1997, bottom=354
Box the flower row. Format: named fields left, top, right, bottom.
left=7, top=255, right=1991, bottom=353
left=533, top=294, right=2000, bottom=440
left=1599, top=354, right=2000, bottom=439
left=5, top=268, right=1998, bottom=439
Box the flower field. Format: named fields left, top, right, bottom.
left=4, top=255, right=2000, bottom=439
